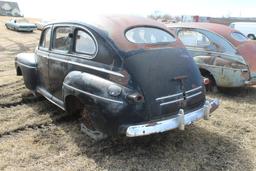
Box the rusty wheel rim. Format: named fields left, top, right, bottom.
left=80, top=108, right=95, bottom=130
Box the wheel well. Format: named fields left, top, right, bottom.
left=65, top=95, right=94, bottom=115
left=199, top=68, right=216, bottom=84
left=16, top=67, right=22, bottom=75
left=65, top=95, right=83, bottom=115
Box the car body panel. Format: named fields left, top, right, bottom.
left=15, top=16, right=219, bottom=136
left=168, top=22, right=256, bottom=87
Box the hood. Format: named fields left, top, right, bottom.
left=124, top=47, right=205, bottom=120
left=237, top=41, right=256, bottom=72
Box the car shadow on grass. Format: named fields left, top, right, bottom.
left=73, top=126, right=253, bottom=171
left=27, top=97, right=254, bottom=171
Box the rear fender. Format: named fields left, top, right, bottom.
left=62, top=71, right=131, bottom=114
left=199, top=64, right=249, bottom=87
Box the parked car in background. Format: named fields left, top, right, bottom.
left=5, top=18, right=37, bottom=32
left=15, top=16, right=219, bottom=140
left=230, top=22, right=256, bottom=40
left=168, top=23, right=256, bottom=90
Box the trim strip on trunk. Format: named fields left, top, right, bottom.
left=156, top=86, right=202, bottom=102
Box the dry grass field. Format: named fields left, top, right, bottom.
left=0, top=16, right=255, bottom=171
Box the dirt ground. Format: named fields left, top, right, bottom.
left=0, top=16, right=255, bottom=171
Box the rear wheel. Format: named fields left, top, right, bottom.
left=248, top=34, right=255, bottom=40
left=65, top=95, right=107, bottom=141
left=200, top=69, right=218, bottom=93
left=80, top=107, right=107, bottom=141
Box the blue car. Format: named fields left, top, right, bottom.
left=5, top=18, right=37, bottom=32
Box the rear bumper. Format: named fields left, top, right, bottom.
left=125, top=98, right=219, bottom=137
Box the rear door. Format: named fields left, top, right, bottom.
left=36, top=26, right=52, bottom=91
left=177, top=28, right=217, bottom=66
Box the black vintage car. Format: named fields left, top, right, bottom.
left=15, top=16, right=219, bottom=139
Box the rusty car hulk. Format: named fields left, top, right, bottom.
left=15, top=16, right=219, bottom=140
left=168, top=23, right=256, bottom=91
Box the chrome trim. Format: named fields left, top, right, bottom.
left=46, top=56, right=124, bottom=78
left=16, top=61, right=36, bottom=69
left=156, top=92, right=183, bottom=101
left=156, top=86, right=202, bottom=104
left=199, top=63, right=248, bottom=71
left=186, top=48, right=239, bottom=59
left=63, top=83, right=124, bottom=104
left=185, top=86, right=202, bottom=94
left=160, top=91, right=202, bottom=106
left=187, top=91, right=202, bottom=99
left=52, top=23, right=99, bottom=59
left=160, top=98, right=184, bottom=106
left=126, top=98, right=220, bottom=137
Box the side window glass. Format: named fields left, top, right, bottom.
left=39, top=28, right=51, bottom=49
left=178, top=30, right=211, bottom=48
left=53, top=27, right=72, bottom=52
left=75, top=30, right=97, bottom=55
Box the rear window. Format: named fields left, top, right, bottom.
left=125, top=27, right=176, bottom=44
left=231, top=32, right=248, bottom=42
left=178, top=30, right=211, bottom=47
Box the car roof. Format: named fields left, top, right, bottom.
left=45, top=15, right=183, bottom=52
left=167, top=22, right=243, bottom=47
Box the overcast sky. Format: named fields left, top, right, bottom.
left=10, top=0, right=256, bottom=20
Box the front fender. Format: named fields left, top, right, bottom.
left=63, top=71, right=132, bottom=114
left=15, top=53, right=37, bottom=90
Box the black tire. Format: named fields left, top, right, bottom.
left=248, top=34, right=255, bottom=40
left=80, top=106, right=108, bottom=141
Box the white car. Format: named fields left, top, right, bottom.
left=230, top=22, right=256, bottom=40
left=5, top=18, right=37, bottom=32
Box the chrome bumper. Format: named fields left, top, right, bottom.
left=126, top=99, right=220, bottom=137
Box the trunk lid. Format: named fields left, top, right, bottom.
left=124, top=48, right=205, bottom=120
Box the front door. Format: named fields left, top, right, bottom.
left=36, top=27, right=51, bottom=91
left=48, top=25, right=73, bottom=100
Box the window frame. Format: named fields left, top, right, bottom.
left=73, top=28, right=98, bottom=58
left=71, top=26, right=98, bottom=59
left=125, top=26, right=176, bottom=45
left=38, top=26, right=52, bottom=51
left=231, top=32, right=248, bottom=42
left=177, top=28, right=237, bottom=54
left=177, top=29, right=211, bottom=48
left=51, top=25, right=74, bottom=54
